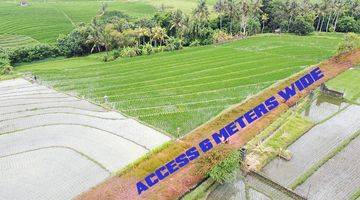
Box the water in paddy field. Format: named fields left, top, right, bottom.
left=302, top=93, right=349, bottom=123
left=207, top=91, right=360, bottom=199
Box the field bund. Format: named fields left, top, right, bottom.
left=0, top=79, right=170, bottom=200
left=77, top=50, right=360, bottom=199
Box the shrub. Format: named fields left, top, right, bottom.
left=336, top=16, right=359, bottom=33
left=207, top=150, right=241, bottom=184
left=338, top=33, right=360, bottom=54
left=101, top=54, right=113, bottom=62
left=189, top=40, right=201, bottom=47
left=120, top=47, right=140, bottom=57
left=153, top=46, right=165, bottom=53
left=289, top=16, right=314, bottom=35
left=0, top=65, right=13, bottom=75
left=246, top=18, right=261, bottom=36
left=166, top=37, right=183, bottom=51
left=0, top=48, right=10, bottom=67
left=57, top=24, right=92, bottom=57
left=141, top=43, right=154, bottom=55
left=101, top=49, right=121, bottom=62
left=8, top=44, right=60, bottom=65
left=111, top=49, right=121, bottom=59
left=212, top=30, right=234, bottom=43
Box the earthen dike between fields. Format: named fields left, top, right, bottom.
left=78, top=49, right=360, bottom=200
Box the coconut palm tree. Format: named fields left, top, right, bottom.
left=135, top=27, right=150, bottom=45
left=261, top=13, right=269, bottom=33
left=214, top=0, right=228, bottom=29
left=193, top=0, right=210, bottom=20
left=151, top=26, right=167, bottom=47
left=226, top=0, right=238, bottom=33
left=170, top=9, right=186, bottom=38
left=87, top=19, right=107, bottom=52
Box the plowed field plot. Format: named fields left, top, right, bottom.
left=17, top=33, right=343, bottom=136
left=207, top=173, right=293, bottom=200
left=302, top=94, right=348, bottom=123
left=262, top=105, right=360, bottom=186
left=0, top=148, right=108, bottom=200
left=295, top=136, right=360, bottom=200
left=0, top=78, right=170, bottom=200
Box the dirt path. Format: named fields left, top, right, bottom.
left=77, top=50, right=360, bottom=200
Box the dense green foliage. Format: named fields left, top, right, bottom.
left=17, top=33, right=342, bottom=136
left=289, top=16, right=315, bottom=35
left=0, top=0, right=359, bottom=49
left=7, top=44, right=60, bottom=65
left=50, top=0, right=360, bottom=61
left=0, top=48, right=12, bottom=75
left=208, top=150, right=241, bottom=183
left=337, top=16, right=360, bottom=33
left=337, top=33, right=360, bottom=54
left=57, top=24, right=93, bottom=57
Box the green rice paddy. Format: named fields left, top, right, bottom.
left=327, top=67, right=360, bottom=102
left=0, top=0, right=156, bottom=44
left=0, top=34, right=39, bottom=49
left=17, top=33, right=344, bottom=136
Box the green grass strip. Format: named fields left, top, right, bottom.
left=349, top=188, right=360, bottom=200
left=290, top=130, right=360, bottom=190
left=181, top=178, right=217, bottom=200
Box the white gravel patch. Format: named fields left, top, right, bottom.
left=295, top=136, right=360, bottom=200
left=0, top=148, right=109, bottom=200
left=262, top=105, right=360, bottom=186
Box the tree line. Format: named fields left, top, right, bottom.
left=1, top=0, right=360, bottom=74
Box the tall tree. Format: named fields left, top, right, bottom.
left=170, top=9, right=186, bottom=38
left=151, top=26, right=167, bottom=47
left=193, top=0, right=210, bottom=21
left=87, top=19, right=107, bottom=52
left=214, top=0, right=228, bottom=29
left=261, top=13, right=269, bottom=33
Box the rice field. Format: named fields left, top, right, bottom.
left=295, top=135, right=360, bottom=200
left=207, top=173, right=294, bottom=200
left=17, top=33, right=344, bottom=136
left=327, top=67, right=360, bottom=102
left=0, top=148, right=109, bottom=200
left=0, top=34, right=39, bottom=49
left=0, top=78, right=171, bottom=199
left=262, top=105, right=360, bottom=186
left=0, top=0, right=156, bottom=43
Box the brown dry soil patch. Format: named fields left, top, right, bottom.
left=77, top=49, right=360, bottom=200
